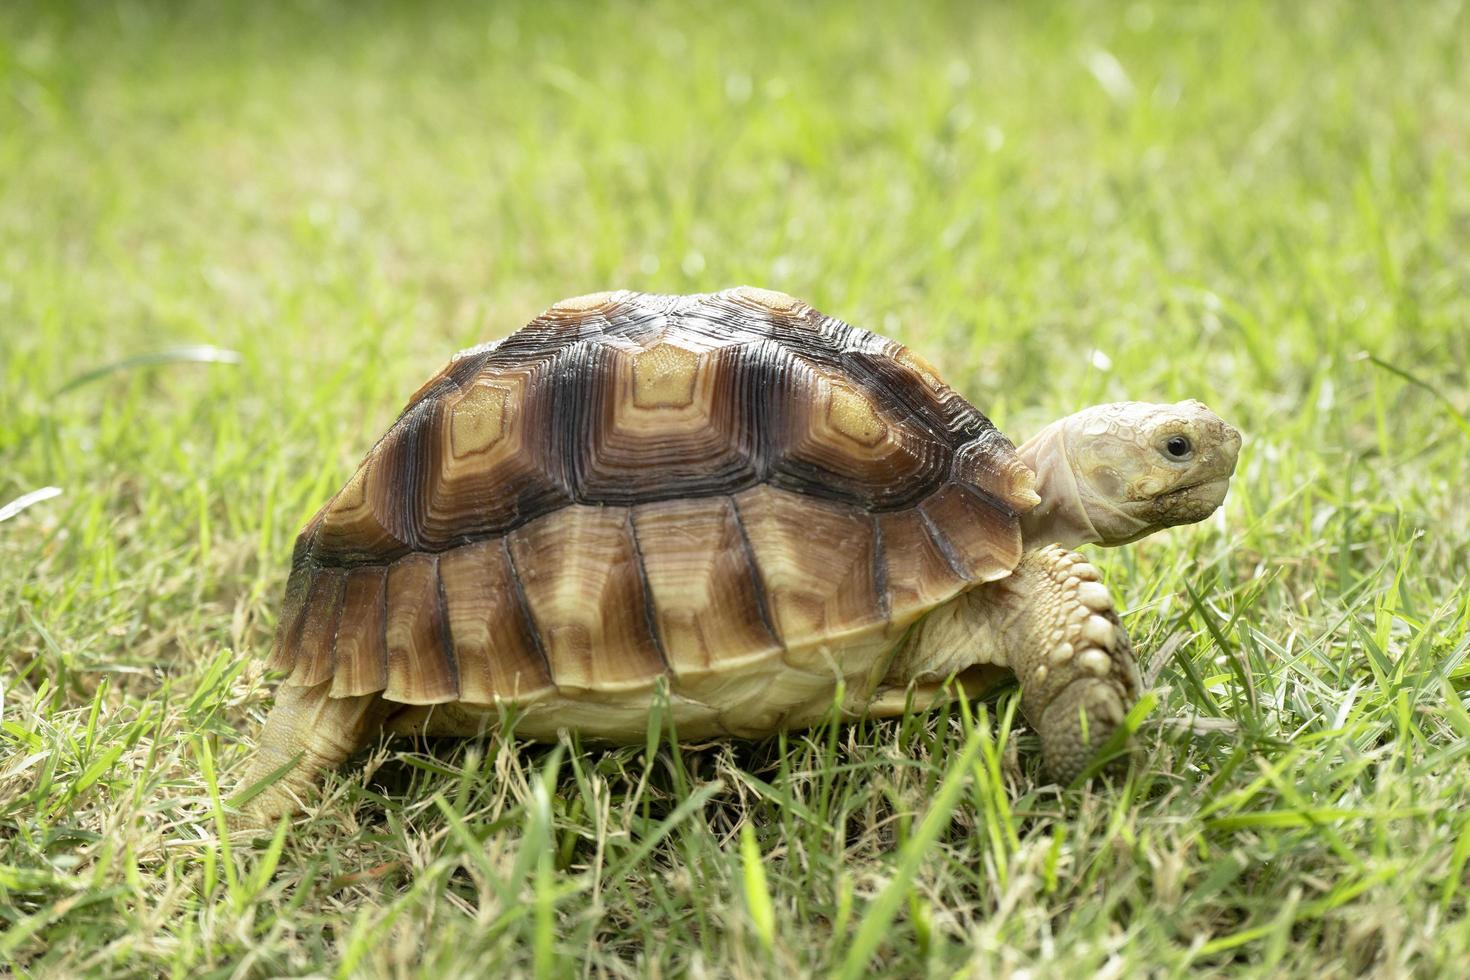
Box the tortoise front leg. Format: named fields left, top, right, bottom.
left=233, top=682, right=388, bottom=824
left=892, top=545, right=1141, bottom=782
left=1000, top=546, right=1142, bottom=782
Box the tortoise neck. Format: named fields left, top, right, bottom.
left=1015, top=421, right=1101, bottom=550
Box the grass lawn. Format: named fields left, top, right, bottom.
left=4, top=0, right=1470, bottom=975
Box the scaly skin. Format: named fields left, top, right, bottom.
left=998, top=399, right=1237, bottom=776
left=884, top=545, right=1139, bottom=783
left=234, top=685, right=387, bottom=825
left=1006, top=547, right=1139, bottom=782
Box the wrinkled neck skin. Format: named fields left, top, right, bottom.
left=1017, top=421, right=1100, bottom=549
left=1017, top=418, right=1155, bottom=550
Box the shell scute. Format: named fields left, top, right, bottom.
left=728, top=285, right=806, bottom=316
left=918, top=483, right=1019, bottom=584
left=572, top=337, right=756, bottom=503
left=769, top=356, right=948, bottom=508
left=330, top=566, right=389, bottom=697
left=439, top=539, right=553, bottom=704
left=732, top=485, right=885, bottom=652
left=507, top=505, right=667, bottom=692
left=384, top=554, right=458, bottom=704
left=287, top=567, right=347, bottom=688
left=877, top=508, right=970, bottom=625
left=428, top=359, right=570, bottom=541
left=631, top=496, right=782, bottom=675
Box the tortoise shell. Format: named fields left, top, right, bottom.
left=268, top=287, right=1038, bottom=706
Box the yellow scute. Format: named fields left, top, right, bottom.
left=731, top=285, right=803, bottom=314
left=550, top=290, right=618, bottom=314
left=630, top=343, right=701, bottom=408
left=448, top=382, right=511, bottom=457
left=826, top=382, right=888, bottom=447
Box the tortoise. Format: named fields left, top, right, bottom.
left=236, top=287, right=1240, bottom=822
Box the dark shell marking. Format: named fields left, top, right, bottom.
left=270, top=288, right=1035, bottom=704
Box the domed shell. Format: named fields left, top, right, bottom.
left=268, top=287, right=1039, bottom=705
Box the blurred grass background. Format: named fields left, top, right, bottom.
left=2, top=0, right=1469, bottom=975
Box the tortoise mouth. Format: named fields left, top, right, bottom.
left=1162, top=476, right=1231, bottom=499
left=1122, top=476, right=1223, bottom=505
left=1145, top=477, right=1233, bottom=530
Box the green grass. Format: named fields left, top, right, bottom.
left=3, top=0, right=1470, bottom=974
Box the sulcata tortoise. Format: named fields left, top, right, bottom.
left=237, top=287, right=1240, bottom=822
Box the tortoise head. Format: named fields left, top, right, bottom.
left=1015, top=400, right=1242, bottom=548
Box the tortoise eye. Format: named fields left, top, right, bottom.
left=1164, top=435, right=1193, bottom=459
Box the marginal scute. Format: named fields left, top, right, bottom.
left=877, top=508, right=969, bottom=626
left=330, top=566, right=389, bottom=697
left=733, top=485, right=885, bottom=651
left=268, top=525, right=318, bottom=675
left=287, top=567, right=347, bottom=688
left=384, top=554, right=458, bottom=704
left=632, top=496, right=783, bottom=674
left=439, top=539, right=553, bottom=704
left=919, top=483, right=1021, bottom=584
left=507, top=505, right=666, bottom=692
left=951, top=432, right=1040, bottom=514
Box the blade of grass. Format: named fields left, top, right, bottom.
left=55, top=345, right=242, bottom=395
left=836, top=728, right=983, bottom=980
left=0, top=486, right=63, bottom=524
left=1359, top=352, right=1470, bottom=441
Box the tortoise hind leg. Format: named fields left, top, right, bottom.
left=233, top=682, right=388, bottom=825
